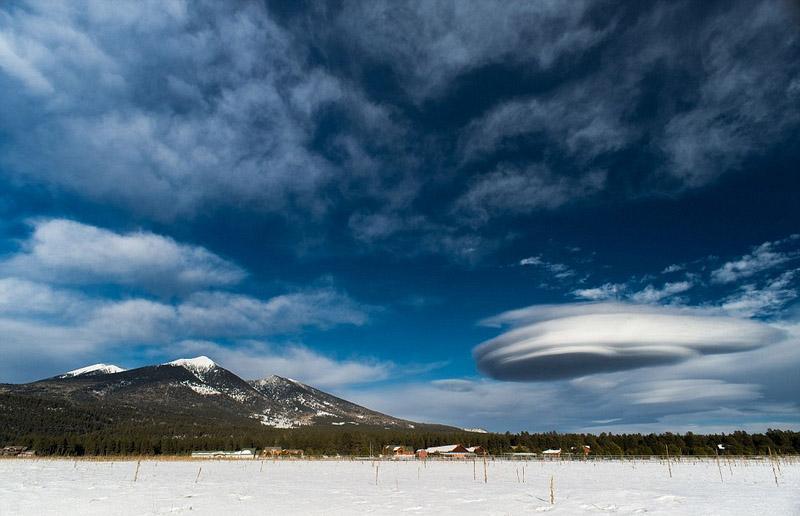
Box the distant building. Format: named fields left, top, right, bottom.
left=542, top=448, right=561, bottom=459
left=569, top=445, right=591, bottom=458
left=261, top=447, right=283, bottom=457
left=1, top=446, right=28, bottom=456
left=416, top=444, right=471, bottom=459
left=382, top=445, right=414, bottom=457
left=191, top=449, right=256, bottom=459
left=466, top=446, right=487, bottom=455
left=258, top=447, right=303, bottom=458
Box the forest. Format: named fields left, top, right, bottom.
left=2, top=393, right=798, bottom=456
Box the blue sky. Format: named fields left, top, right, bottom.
left=0, top=0, right=798, bottom=433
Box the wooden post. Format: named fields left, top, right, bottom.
left=549, top=475, right=555, bottom=505
left=133, top=459, right=141, bottom=482
left=714, top=447, right=723, bottom=482
left=768, top=448, right=780, bottom=487
left=665, top=445, right=672, bottom=478
left=195, top=466, right=202, bottom=483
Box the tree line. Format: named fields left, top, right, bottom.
left=1, top=393, right=797, bottom=456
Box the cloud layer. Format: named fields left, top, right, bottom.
left=0, top=219, right=373, bottom=382
left=1, top=1, right=797, bottom=260
left=474, top=302, right=785, bottom=381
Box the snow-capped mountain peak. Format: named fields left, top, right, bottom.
left=165, top=356, right=216, bottom=372
left=59, top=363, right=126, bottom=378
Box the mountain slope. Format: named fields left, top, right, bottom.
left=0, top=357, right=448, bottom=431
left=250, top=375, right=418, bottom=429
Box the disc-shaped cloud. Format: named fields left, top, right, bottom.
left=474, top=302, right=786, bottom=381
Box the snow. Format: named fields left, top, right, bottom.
left=166, top=356, right=216, bottom=372
left=178, top=381, right=221, bottom=396
left=423, top=445, right=463, bottom=453
left=463, top=427, right=489, bottom=434
left=251, top=413, right=308, bottom=429
left=1, top=458, right=797, bottom=515
left=59, top=364, right=126, bottom=377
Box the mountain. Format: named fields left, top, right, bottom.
left=0, top=356, right=442, bottom=432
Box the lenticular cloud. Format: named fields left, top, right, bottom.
left=474, top=302, right=785, bottom=381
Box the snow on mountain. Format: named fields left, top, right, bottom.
left=165, top=356, right=217, bottom=372
left=463, top=427, right=489, bottom=434
left=59, top=364, right=126, bottom=378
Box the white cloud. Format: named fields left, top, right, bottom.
left=622, top=379, right=760, bottom=405
left=474, top=302, right=785, bottom=381
left=630, top=281, right=692, bottom=304
left=169, top=340, right=391, bottom=388
left=720, top=270, right=798, bottom=318
left=0, top=278, right=372, bottom=382
left=1, top=219, right=245, bottom=293
left=0, top=277, right=89, bottom=318
left=342, top=320, right=800, bottom=432
left=459, top=84, right=631, bottom=165
left=454, top=164, right=606, bottom=225
left=176, top=289, right=371, bottom=336
left=519, top=256, right=543, bottom=266
left=0, top=1, right=394, bottom=221
left=518, top=255, right=575, bottom=279
left=572, top=283, right=624, bottom=301
left=711, top=240, right=795, bottom=284
left=325, top=1, right=603, bottom=100
left=0, top=32, right=54, bottom=93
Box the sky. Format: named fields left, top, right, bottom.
left=0, top=0, right=799, bottom=433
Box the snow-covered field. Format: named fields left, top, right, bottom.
left=1, top=457, right=798, bottom=515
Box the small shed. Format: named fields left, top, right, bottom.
left=542, top=448, right=562, bottom=459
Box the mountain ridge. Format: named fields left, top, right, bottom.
left=1, top=356, right=451, bottom=432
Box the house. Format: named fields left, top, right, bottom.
left=382, top=445, right=414, bottom=457
left=416, top=444, right=471, bottom=459
left=261, top=447, right=283, bottom=457
left=542, top=448, right=561, bottom=459
left=466, top=446, right=487, bottom=455
left=191, top=448, right=256, bottom=459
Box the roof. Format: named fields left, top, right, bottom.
left=542, top=448, right=561, bottom=454
left=420, top=444, right=466, bottom=453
